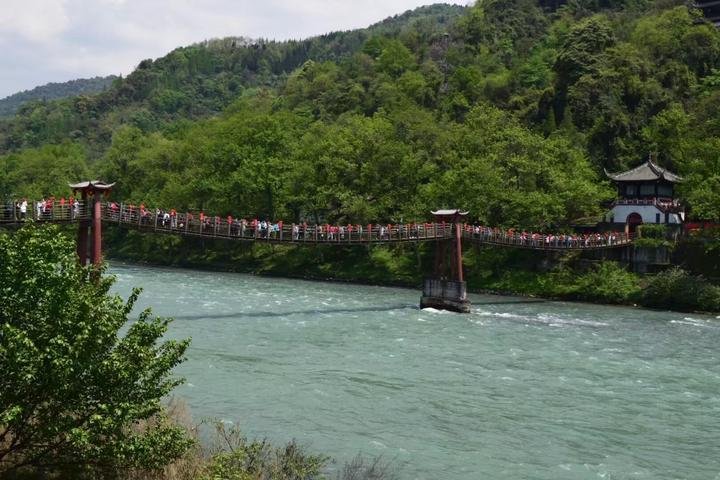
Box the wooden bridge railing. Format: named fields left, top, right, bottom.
left=0, top=201, right=91, bottom=223
left=0, top=201, right=635, bottom=250
left=100, top=203, right=455, bottom=244
left=462, top=225, right=633, bottom=250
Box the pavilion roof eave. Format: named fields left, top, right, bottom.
left=431, top=209, right=469, bottom=222
left=431, top=209, right=469, bottom=216
left=604, top=160, right=683, bottom=183
left=68, top=180, right=116, bottom=191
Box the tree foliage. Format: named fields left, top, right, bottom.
left=2, top=0, right=720, bottom=225
left=0, top=76, right=117, bottom=119
left=0, top=225, right=192, bottom=476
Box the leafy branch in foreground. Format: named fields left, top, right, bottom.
left=0, top=224, right=192, bottom=477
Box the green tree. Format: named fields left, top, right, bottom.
left=0, top=142, right=89, bottom=200
left=376, top=40, right=416, bottom=77
left=554, top=15, right=615, bottom=88
left=0, top=225, right=192, bottom=476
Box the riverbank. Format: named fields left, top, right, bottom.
left=103, top=226, right=720, bottom=315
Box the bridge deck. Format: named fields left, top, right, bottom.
left=0, top=202, right=633, bottom=250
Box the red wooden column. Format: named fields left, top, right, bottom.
left=92, top=193, right=103, bottom=266
left=76, top=188, right=89, bottom=266
left=455, top=220, right=464, bottom=283
left=69, top=181, right=115, bottom=269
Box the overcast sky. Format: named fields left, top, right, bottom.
left=0, top=0, right=469, bottom=99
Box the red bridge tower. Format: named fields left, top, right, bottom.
left=70, top=181, right=114, bottom=267
left=420, top=209, right=471, bottom=313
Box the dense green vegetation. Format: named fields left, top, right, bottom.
left=475, top=257, right=720, bottom=312
left=0, top=225, right=192, bottom=476
left=0, top=76, right=117, bottom=118
left=0, top=5, right=463, bottom=157
left=2, top=1, right=720, bottom=310
left=2, top=1, right=719, bottom=221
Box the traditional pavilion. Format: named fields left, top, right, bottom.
left=604, top=158, right=684, bottom=232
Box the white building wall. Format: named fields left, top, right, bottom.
left=607, top=205, right=682, bottom=224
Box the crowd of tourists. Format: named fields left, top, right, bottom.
left=2, top=197, right=83, bottom=221
left=103, top=202, right=628, bottom=248
left=467, top=225, right=628, bottom=248
left=2, top=198, right=628, bottom=249
left=103, top=202, right=451, bottom=241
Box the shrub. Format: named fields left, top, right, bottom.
left=572, top=261, right=641, bottom=304
left=635, top=224, right=673, bottom=248
left=543, top=261, right=641, bottom=304
left=638, top=224, right=668, bottom=239
left=639, top=267, right=720, bottom=312
left=199, top=422, right=327, bottom=480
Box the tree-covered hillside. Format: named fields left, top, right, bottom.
left=0, top=76, right=117, bottom=118
left=2, top=0, right=720, bottom=225
left=0, top=4, right=464, bottom=157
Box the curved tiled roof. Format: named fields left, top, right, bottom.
left=68, top=180, right=116, bottom=191
left=431, top=209, right=469, bottom=216
left=605, top=160, right=683, bottom=183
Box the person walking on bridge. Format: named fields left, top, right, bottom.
left=19, top=199, right=27, bottom=220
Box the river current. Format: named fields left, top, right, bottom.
left=110, top=263, right=720, bottom=480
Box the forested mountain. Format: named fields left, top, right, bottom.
left=0, top=4, right=464, bottom=157
left=0, top=76, right=117, bottom=118
left=2, top=0, right=720, bottom=226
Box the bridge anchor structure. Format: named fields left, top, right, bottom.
left=420, top=210, right=471, bottom=314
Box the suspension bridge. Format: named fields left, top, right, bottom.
left=0, top=181, right=633, bottom=312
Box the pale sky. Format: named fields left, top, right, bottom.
left=0, top=0, right=469, bottom=99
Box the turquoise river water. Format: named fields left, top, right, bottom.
left=110, top=263, right=720, bottom=480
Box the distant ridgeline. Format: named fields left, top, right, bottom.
left=0, top=76, right=118, bottom=118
